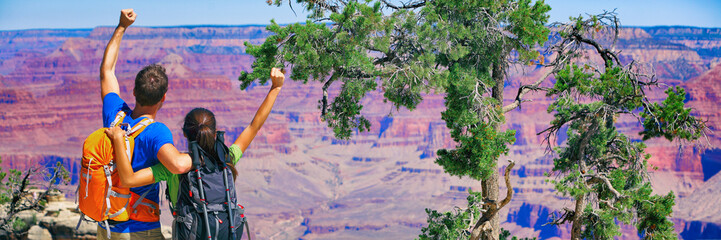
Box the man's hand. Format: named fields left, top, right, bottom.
left=119, top=9, right=136, bottom=28
left=270, top=68, right=285, bottom=89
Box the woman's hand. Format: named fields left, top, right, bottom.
left=270, top=67, right=285, bottom=89
left=104, top=126, right=126, bottom=141
left=104, top=124, right=158, bottom=187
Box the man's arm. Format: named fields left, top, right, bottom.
left=157, top=144, right=192, bottom=174
left=100, top=9, right=136, bottom=100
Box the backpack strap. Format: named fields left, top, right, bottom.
left=216, top=131, right=225, bottom=143
left=126, top=118, right=154, bottom=137
left=121, top=117, right=155, bottom=165
left=190, top=141, right=202, bottom=168
left=222, top=167, right=237, bottom=239
left=215, top=131, right=230, bottom=164
left=131, top=183, right=157, bottom=214
left=245, top=220, right=252, bottom=240
left=107, top=191, right=131, bottom=219
left=211, top=131, right=238, bottom=239
left=190, top=141, right=214, bottom=240
left=102, top=165, right=114, bottom=217
left=110, top=110, right=127, bottom=127
left=119, top=116, right=157, bottom=221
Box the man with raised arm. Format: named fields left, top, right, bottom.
left=97, top=9, right=191, bottom=239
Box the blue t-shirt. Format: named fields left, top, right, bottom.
left=100, top=93, right=173, bottom=233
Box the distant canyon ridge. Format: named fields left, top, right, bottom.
left=1, top=25, right=720, bottom=239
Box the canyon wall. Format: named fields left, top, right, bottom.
left=0, top=25, right=719, bottom=239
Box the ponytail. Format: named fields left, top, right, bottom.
left=183, top=108, right=238, bottom=180
left=196, top=124, right=216, bottom=160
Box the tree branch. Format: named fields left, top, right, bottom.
left=584, top=174, right=622, bottom=199
left=599, top=200, right=618, bottom=211
left=502, top=69, right=553, bottom=113
left=309, top=0, right=342, bottom=13
left=321, top=73, right=338, bottom=117
left=380, top=0, right=426, bottom=10
left=0, top=168, right=35, bottom=230
left=469, top=160, right=516, bottom=240
left=0, top=166, right=65, bottom=232
left=571, top=32, right=621, bottom=68
left=498, top=160, right=516, bottom=209
left=547, top=207, right=576, bottom=226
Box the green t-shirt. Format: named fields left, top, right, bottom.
left=150, top=144, right=243, bottom=207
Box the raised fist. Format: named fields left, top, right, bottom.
left=119, top=9, right=136, bottom=28
left=270, top=68, right=285, bottom=88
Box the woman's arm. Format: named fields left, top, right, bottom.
left=233, top=68, right=285, bottom=153
left=105, top=126, right=156, bottom=188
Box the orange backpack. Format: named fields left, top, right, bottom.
left=77, top=110, right=160, bottom=236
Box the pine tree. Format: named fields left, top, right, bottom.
left=241, top=1, right=551, bottom=239
left=540, top=12, right=706, bottom=240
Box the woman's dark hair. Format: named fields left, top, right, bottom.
left=182, top=108, right=237, bottom=179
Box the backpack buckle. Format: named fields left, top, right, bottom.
left=119, top=123, right=130, bottom=132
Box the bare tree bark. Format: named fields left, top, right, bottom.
left=571, top=195, right=586, bottom=240
left=479, top=63, right=506, bottom=240
left=569, top=122, right=597, bottom=240
left=320, top=73, right=337, bottom=117
left=480, top=175, right=499, bottom=240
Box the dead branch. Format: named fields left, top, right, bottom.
left=570, top=32, right=621, bottom=68
left=468, top=160, right=516, bottom=240
left=0, top=166, right=65, bottom=232
left=547, top=207, right=576, bottom=226
left=308, top=0, right=343, bottom=13
left=498, top=160, right=516, bottom=210
left=380, top=0, right=426, bottom=9
left=502, top=69, right=553, bottom=113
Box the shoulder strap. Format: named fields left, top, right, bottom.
left=110, top=109, right=154, bottom=137
left=190, top=141, right=202, bottom=168
left=110, top=110, right=126, bottom=127
left=126, top=118, right=155, bottom=137
left=216, top=131, right=225, bottom=142
left=215, top=131, right=231, bottom=164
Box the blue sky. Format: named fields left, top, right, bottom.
left=0, top=0, right=719, bottom=30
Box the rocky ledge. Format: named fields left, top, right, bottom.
left=0, top=191, right=171, bottom=240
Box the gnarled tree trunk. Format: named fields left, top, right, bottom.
left=571, top=195, right=586, bottom=239
left=481, top=63, right=506, bottom=240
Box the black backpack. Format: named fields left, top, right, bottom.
left=172, top=131, right=250, bottom=240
